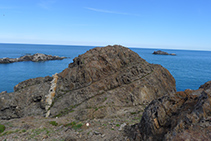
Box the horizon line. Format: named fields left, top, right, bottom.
left=0, top=42, right=210, bottom=52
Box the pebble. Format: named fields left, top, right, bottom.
left=94, top=131, right=101, bottom=135
left=118, top=123, right=127, bottom=131
left=101, top=134, right=105, bottom=138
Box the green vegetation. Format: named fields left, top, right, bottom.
left=116, top=124, right=120, bottom=127
left=49, top=121, right=58, bottom=126
left=0, top=124, right=5, bottom=133
left=29, top=128, right=52, bottom=140
left=102, top=123, right=107, bottom=126
left=64, top=121, right=83, bottom=131
left=130, top=111, right=142, bottom=115
left=130, top=112, right=137, bottom=115
left=0, top=129, right=20, bottom=137
left=54, top=105, right=78, bottom=117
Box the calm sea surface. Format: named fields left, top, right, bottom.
left=0, top=43, right=210, bottom=92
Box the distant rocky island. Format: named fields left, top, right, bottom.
left=153, top=50, right=176, bottom=55
left=0, top=53, right=66, bottom=64
left=0, top=45, right=210, bottom=140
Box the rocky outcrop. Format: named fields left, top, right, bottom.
left=0, top=45, right=176, bottom=120
left=0, top=53, right=66, bottom=64
left=153, top=50, right=176, bottom=56
left=126, top=81, right=211, bottom=141
left=0, top=76, right=53, bottom=119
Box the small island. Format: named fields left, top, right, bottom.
left=0, top=53, right=66, bottom=64
left=153, top=50, right=176, bottom=56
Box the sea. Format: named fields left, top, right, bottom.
left=0, top=43, right=210, bottom=93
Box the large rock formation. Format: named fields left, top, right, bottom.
left=0, top=53, right=66, bottom=64
left=0, top=45, right=176, bottom=120
left=126, top=81, right=211, bottom=141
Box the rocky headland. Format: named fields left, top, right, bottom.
left=0, top=45, right=209, bottom=140
left=0, top=53, right=66, bottom=64
left=153, top=50, right=176, bottom=56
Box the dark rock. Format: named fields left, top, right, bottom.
left=153, top=50, right=176, bottom=56
left=94, top=131, right=101, bottom=135
left=126, top=81, right=211, bottom=141
left=0, top=45, right=176, bottom=120
left=0, top=53, right=66, bottom=64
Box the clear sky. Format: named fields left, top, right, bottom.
left=0, top=0, right=211, bottom=50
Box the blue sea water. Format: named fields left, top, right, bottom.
left=0, top=43, right=210, bottom=93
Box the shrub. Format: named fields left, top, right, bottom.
left=64, top=121, right=82, bottom=131
left=116, top=124, right=120, bottom=127
left=49, top=121, right=58, bottom=126
left=0, top=124, right=5, bottom=133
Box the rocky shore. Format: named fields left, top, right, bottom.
left=0, top=53, right=66, bottom=64
left=153, top=50, right=176, bottom=55
left=0, top=45, right=210, bottom=140
left=125, top=81, right=211, bottom=140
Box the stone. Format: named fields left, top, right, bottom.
left=94, top=131, right=101, bottom=135
left=119, top=123, right=127, bottom=131
left=126, top=81, right=211, bottom=141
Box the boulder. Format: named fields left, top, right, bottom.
left=126, top=81, right=211, bottom=141
left=0, top=45, right=176, bottom=120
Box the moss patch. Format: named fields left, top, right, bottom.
left=0, top=124, right=5, bottom=133
left=49, top=121, right=58, bottom=126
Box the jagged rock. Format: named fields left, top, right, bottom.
left=0, top=45, right=176, bottom=120
left=126, top=81, right=211, bottom=141
left=50, top=45, right=176, bottom=119
left=0, top=53, right=66, bottom=64
left=0, top=76, right=52, bottom=119
left=153, top=50, right=176, bottom=56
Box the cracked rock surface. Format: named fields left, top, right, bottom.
left=126, top=81, right=211, bottom=141
left=0, top=45, right=176, bottom=120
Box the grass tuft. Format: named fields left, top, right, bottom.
left=0, top=124, right=5, bottom=133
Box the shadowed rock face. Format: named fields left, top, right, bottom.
left=0, top=45, right=176, bottom=120
left=126, top=81, right=211, bottom=141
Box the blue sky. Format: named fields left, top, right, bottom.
left=0, top=0, right=211, bottom=50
